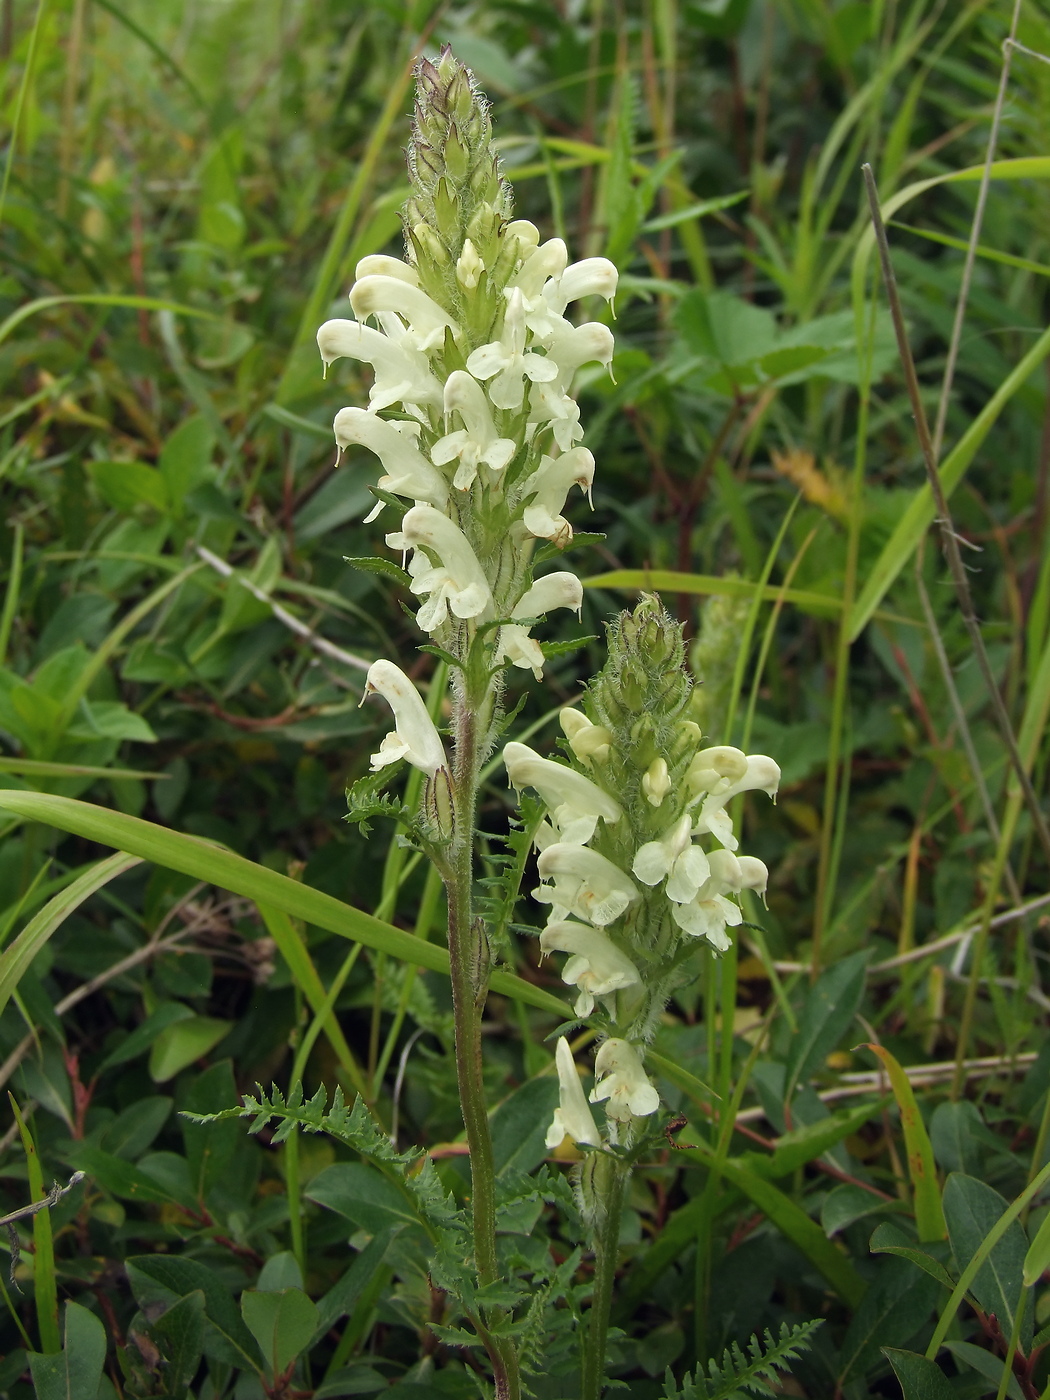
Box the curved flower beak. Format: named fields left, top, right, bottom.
left=349, top=274, right=461, bottom=352
left=545, top=1037, right=600, bottom=1150
left=333, top=408, right=448, bottom=517
left=364, top=660, right=447, bottom=777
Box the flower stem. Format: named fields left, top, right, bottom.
left=445, top=666, right=520, bottom=1400
left=582, top=1152, right=630, bottom=1400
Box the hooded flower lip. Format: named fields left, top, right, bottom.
left=694, top=754, right=781, bottom=851
left=539, top=920, right=640, bottom=1016
left=589, top=1038, right=659, bottom=1122
left=350, top=274, right=461, bottom=352
left=465, top=288, right=558, bottom=410
left=632, top=814, right=711, bottom=904
left=431, top=370, right=516, bottom=490
left=504, top=741, right=621, bottom=845
left=332, top=409, right=449, bottom=521
left=520, top=448, right=595, bottom=547
left=364, top=659, right=447, bottom=776
left=354, top=253, right=420, bottom=286
left=316, top=320, right=443, bottom=412
left=385, top=505, right=493, bottom=632
left=534, top=842, right=640, bottom=927
left=545, top=1036, right=600, bottom=1149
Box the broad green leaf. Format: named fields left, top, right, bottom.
left=490, top=1076, right=560, bottom=1177
left=943, top=1173, right=1029, bottom=1348
left=861, top=1044, right=946, bottom=1242
left=821, top=1184, right=905, bottom=1238
left=837, top=1258, right=941, bottom=1384
left=311, top=1227, right=400, bottom=1346
left=89, top=462, right=169, bottom=514
left=929, top=1100, right=984, bottom=1176
left=783, top=950, right=868, bottom=1103
left=679, top=1126, right=867, bottom=1306
left=72, top=1146, right=197, bottom=1210
left=0, top=851, right=140, bottom=1020
left=148, top=1015, right=232, bottom=1082
left=158, top=415, right=217, bottom=513
left=149, top=1290, right=206, bottom=1394
left=98, top=1097, right=172, bottom=1160
left=883, top=1349, right=956, bottom=1400
left=241, top=1289, right=318, bottom=1378
left=943, top=1342, right=1024, bottom=1400
left=752, top=1100, right=881, bottom=1180
left=27, top=1302, right=106, bottom=1400
left=0, top=791, right=568, bottom=1016
left=66, top=700, right=157, bottom=744
left=306, top=1162, right=424, bottom=1237
left=257, top=1253, right=303, bottom=1293
left=96, top=1003, right=194, bottom=1073
left=125, top=1255, right=262, bottom=1372
left=869, top=1223, right=956, bottom=1291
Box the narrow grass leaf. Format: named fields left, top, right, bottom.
left=0, top=791, right=567, bottom=1015
left=0, top=852, right=140, bottom=1020
left=861, top=1044, right=947, bottom=1242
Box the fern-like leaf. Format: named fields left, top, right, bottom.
left=183, top=1083, right=418, bottom=1164
left=663, top=1320, right=822, bottom=1400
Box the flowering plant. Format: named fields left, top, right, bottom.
left=317, top=49, right=779, bottom=1400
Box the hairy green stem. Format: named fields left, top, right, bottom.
left=582, top=1152, right=629, bottom=1400
left=445, top=667, right=520, bottom=1400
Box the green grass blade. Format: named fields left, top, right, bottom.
left=0, top=295, right=218, bottom=348
left=0, top=851, right=140, bottom=1020
left=0, top=791, right=568, bottom=1016
left=9, top=1099, right=59, bottom=1353
left=256, top=904, right=367, bottom=1098
left=862, top=1043, right=946, bottom=1242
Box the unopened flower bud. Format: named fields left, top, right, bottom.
left=642, top=758, right=671, bottom=807
left=456, top=238, right=484, bottom=290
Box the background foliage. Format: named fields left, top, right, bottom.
left=1, top=0, right=1049, bottom=1396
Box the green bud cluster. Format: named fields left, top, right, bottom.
left=584, top=596, right=701, bottom=821
left=403, top=46, right=519, bottom=340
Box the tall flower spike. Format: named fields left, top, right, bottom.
left=546, top=1037, right=600, bottom=1149
left=364, top=660, right=447, bottom=777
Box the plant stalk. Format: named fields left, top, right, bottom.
left=445, top=665, right=520, bottom=1400
left=582, top=1152, right=630, bottom=1400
